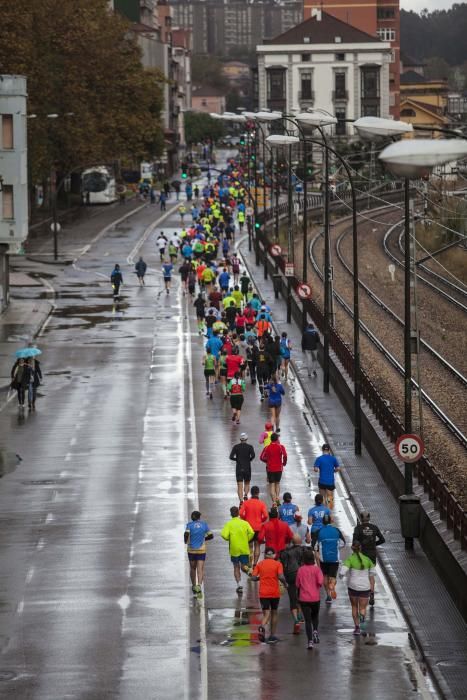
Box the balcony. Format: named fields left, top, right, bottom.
left=332, top=89, right=348, bottom=101
left=267, top=98, right=286, bottom=112
left=298, top=90, right=315, bottom=107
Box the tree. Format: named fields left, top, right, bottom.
left=191, top=54, right=229, bottom=92
left=184, top=112, right=224, bottom=145
left=0, top=0, right=165, bottom=183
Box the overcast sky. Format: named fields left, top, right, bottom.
left=401, top=0, right=455, bottom=12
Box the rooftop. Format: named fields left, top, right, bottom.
left=263, top=11, right=384, bottom=45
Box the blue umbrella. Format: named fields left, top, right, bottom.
left=15, top=347, right=42, bottom=358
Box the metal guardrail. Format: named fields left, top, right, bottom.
left=255, top=196, right=467, bottom=551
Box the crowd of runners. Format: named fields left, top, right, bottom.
left=155, top=156, right=385, bottom=648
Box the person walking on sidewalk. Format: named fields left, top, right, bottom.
left=280, top=533, right=306, bottom=635
left=110, top=264, right=123, bottom=299
left=296, top=549, right=324, bottom=649
left=135, top=257, right=147, bottom=286
left=250, top=547, right=288, bottom=644
left=229, top=433, right=255, bottom=503
left=279, top=332, right=292, bottom=381
left=316, top=514, right=345, bottom=604
left=313, top=443, right=340, bottom=510
left=194, top=294, right=206, bottom=335
left=221, top=506, right=255, bottom=595
left=184, top=510, right=213, bottom=598
left=260, top=433, right=287, bottom=505
left=10, top=358, right=28, bottom=410
left=352, top=511, right=385, bottom=606
left=339, top=542, right=376, bottom=635
left=240, top=486, right=268, bottom=567
left=301, top=323, right=320, bottom=377
left=159, top=191, right=167, bottom=211
left=264, top=375, right=285, bottom=434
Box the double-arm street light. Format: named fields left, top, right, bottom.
left=356, top=120, right=467, bottom=547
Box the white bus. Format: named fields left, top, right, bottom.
left=82, top=166, right=117, bottom=204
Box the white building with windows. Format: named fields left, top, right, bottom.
left=256, top=11, right=392, bottom=136
left=0, top=75, right=28, bottom=309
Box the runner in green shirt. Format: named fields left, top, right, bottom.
left=203, top=349, right=216, bottom=399
left=221, top=505, right=255, bottom=594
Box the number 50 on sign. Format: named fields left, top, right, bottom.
left=395, top=434, right=424, bottom=463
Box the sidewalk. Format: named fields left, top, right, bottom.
left=239, top=238, right=467, bottom=700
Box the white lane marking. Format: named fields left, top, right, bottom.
left=45, top=513, right=54, bottom=524
left=118, top=594, right=131, bottom=611
left=184, top=290, right=208, bottom=700
left=37, top=275, right=57, bottom=338
left=36, top=538, right=45, bottom=551
left=26, top=567, right=35, bottom=584
left=17, top=600, right=24, bottom=614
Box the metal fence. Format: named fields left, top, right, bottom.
left=255, top=195, right=467, bottom=551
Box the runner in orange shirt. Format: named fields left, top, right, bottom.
left=250, top=547, right=288, bottom=643
left=240, top=486, right=269, bottom=566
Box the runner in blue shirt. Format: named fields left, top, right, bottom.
left=162, top=260, right=173, bottom=294
left=316, top=515, right=345, bottom=604
left=278, top=492, right=299, bottom=525
left=184, top=510, right=213, bottom=598
left=313, top=443, right=340, bottom=510
left=205, top=332, right=224, bottom=361
left=218, top=268, right=230, bottom=292
left=307, top=493, right=331, bottom=546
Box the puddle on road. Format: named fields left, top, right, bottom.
left=0, top=450, right=22, bottom=478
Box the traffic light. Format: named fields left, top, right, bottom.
left=255, top=221, right=260, bottom=230
left=240, top=135, right=245, bottom=146
left=181, top=162, right=188, bottom=179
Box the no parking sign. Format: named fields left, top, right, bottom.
left=270, top=244, right=282, bottom=257
left=297, top=283, right=312, bottom=300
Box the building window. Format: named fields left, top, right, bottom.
left=335, top=53, right=345, bottom=61
left=335, top=110, right=346, bottom=136
left=335, top=72, right=346, bottom=99
left=301, top=54, right=311, bottom=62
left=361, top=67, right=380, bottom=99
left=401, top=108, right=416, bottom=117
left=377, top=28, right=395, bottom=42
left=300, top=71, right=313, bottom=100
left=2, top=185, right=14, bottom=219
left=267, top=70, right=285, bottom=101
left=377, top=8, right=395, bottom=19
left=1, top=115, right=13, bottom=149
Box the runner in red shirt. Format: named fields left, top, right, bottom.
left=260, top=433, right=288, bottom=504
left=226, top=349, right=244, bottom=381
left=259, top=508, right=294, bottom=557
left=240, top=486, right=269, bottom=566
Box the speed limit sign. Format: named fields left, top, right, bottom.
left=270, top=244, right=282, bottom=257
left=297, top=283, right=312, bottom=300
left=395, top=434, right=424, bottom=463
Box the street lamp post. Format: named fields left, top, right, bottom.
left=266, top=133, right=300, bottom=323
left=379, top=136, right=467, bottom=548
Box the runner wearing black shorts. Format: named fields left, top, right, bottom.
left=229, top=433, right=255, bottom=503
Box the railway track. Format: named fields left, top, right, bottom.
left=383, top=222, right=467, bottom=314
left=397, top=227, right=467, bottom=300
left=335, top=226, right=467, bottom=389
left=309, top=229, right=467, bottom=450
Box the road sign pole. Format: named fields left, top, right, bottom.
left=396, top=433, right=424, bottom=550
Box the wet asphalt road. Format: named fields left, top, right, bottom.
left=0, top=170, right=437, bottom=699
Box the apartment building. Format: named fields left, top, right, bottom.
left=169, top=0, right=303, bottom=56
left=304, top=0, right=400, bottom=118
left=0, top=75, right=28, bottom=309
left=256, top=11, right=392, bottom=132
